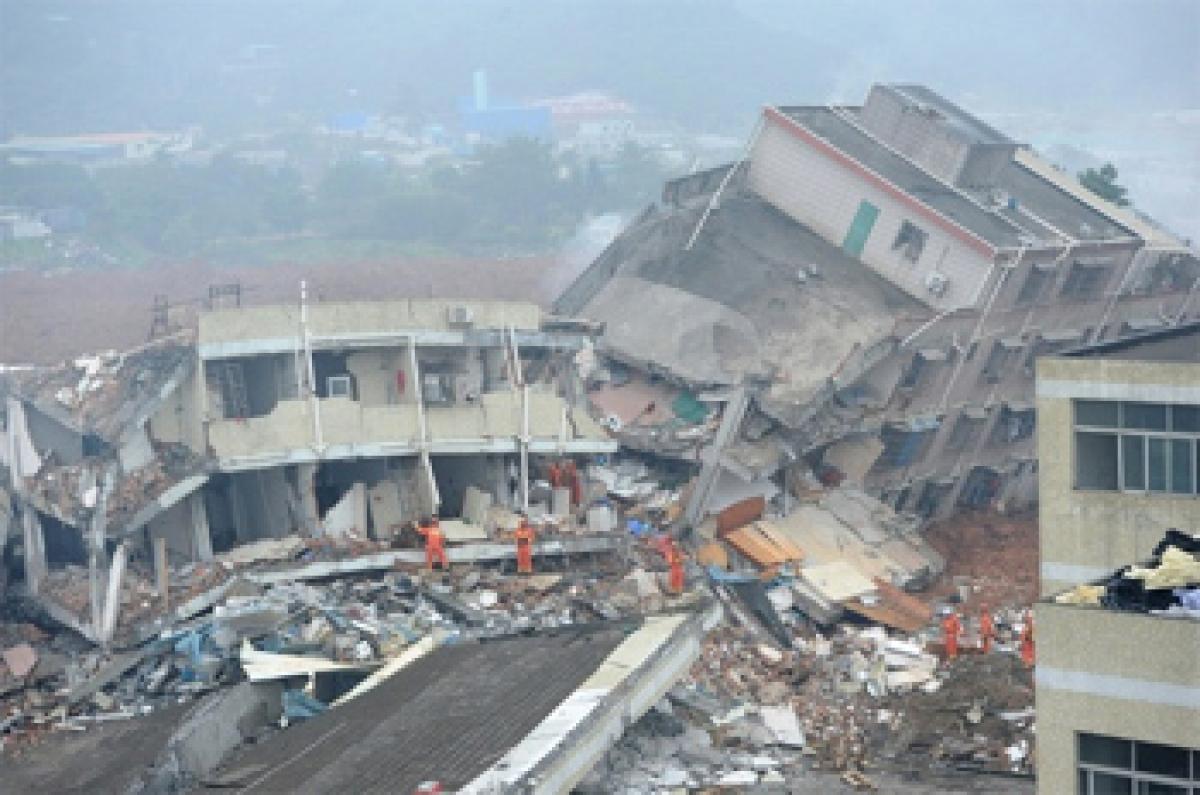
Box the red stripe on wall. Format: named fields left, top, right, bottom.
left=761, top=106, right=997, bottom=259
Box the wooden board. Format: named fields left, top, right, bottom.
left=716, top=496, right=765, bottom=536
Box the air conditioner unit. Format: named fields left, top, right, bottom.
left=447, top=305, right=474, bottom=326
left=327, top=375, right=352, bottom=399
left=925, top=272, right=949, bottom=297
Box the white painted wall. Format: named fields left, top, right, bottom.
left=747, top=117, right=994, bottom=311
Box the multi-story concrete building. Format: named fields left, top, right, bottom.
left=558, top=83, right=1198, bottom=521
left=1, top=297, right=615, bottom=640
left=1034, top=322, right=1200, bottom=794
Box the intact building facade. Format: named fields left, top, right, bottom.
left=1034, top=323, right=1200, bottom=794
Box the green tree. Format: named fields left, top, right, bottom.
left=1078, top=162, right=1130, bottom=207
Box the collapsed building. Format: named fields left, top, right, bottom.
left=0, top=298, right=616, bottom=642
left=558, top=82, right=1199, bottom=523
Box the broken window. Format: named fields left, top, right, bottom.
left=1022, top=331, right=1084, bottom=375
left=1077, top=732, right=1197, bottom=794
left=945, top=412, right=985, bottom=451
left=879, top=420, right=940, bottom=467
left=1014, top=264, right=1053, bottom=305
left=979, top=339, right=1023, bottom=384
left=897, top=353, right=926, bottom=390
left=991, top=405, right=1035, bottom=445
left=1073, top=400, right=1200, bottom=493
left=892, top=221, right=928, bottom=264
left=1059, top=262, right=1109, bottom=301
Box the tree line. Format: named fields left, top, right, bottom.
left=0, top=137, right=672, bottom=262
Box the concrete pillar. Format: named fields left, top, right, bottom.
left=190, top=493, right=213, bottom=561
left=519, top=385, right=530, bottom=512
left=100, top=542, right=127, bottom=644
left=21, top=509, right=46, bottom=596
left=296, top=463, right=319, bottom=536
left=154, top=536, right=170, bottom=611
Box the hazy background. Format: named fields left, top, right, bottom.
left=2, top=0, right=1197, bottom=238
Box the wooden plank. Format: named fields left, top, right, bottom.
left=716, top=496, right=765, bottom=536
left=725, top=527, right=784, bottom=567
left=755, top=522, right=805, bottom=561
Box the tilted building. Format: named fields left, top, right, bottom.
left=558, top=83, right=1198, bottom=523
left=1034, top=323, right=1200, bottom=795
left=1, top=298, right=614, bottom=641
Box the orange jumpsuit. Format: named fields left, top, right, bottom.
left=979, top=606, right=995, bottom=653
left=942, top=611, right=962, bottom=660
left=666, top=544, right=685, bottom=594
left=547, top=462, right=562, bottom=490
left=514, top=521, right=536, bottom=574
left=419, top=520, right=448, bottom=570
left=1019, top=612, right=1035, bottom=667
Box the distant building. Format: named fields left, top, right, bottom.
left=457, top=70, right=552, bottom=143
left=569, top=119, right=636, bottom=161
left=0, top=130, right=194, bottom=166
left=0, top=212, right=51, bottom=241
left=1034, top=323, right=1200, bottom=794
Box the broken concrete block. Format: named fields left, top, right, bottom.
left=586, top=505, right=613, bottom=533
left=759, top=705, right=805, bottom=747
left=2, top=644, right=37, bottom=678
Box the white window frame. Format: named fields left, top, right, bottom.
left=1076, top=732, right=1198, bottom=794
left=1073, top=400, right=1200, bottom=495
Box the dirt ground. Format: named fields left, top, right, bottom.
left=921, top=510, right=1040, bottom=614
left=0, top=255, right=564, bottom=365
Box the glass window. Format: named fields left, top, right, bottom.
left=1137, top=741, right=1192, bottom=779
left=1122, top=435, right=1146, bottom=490
left=1081, top=733, right=1133, bottom=768
left=1170, top=439, right=1194, bottom=495
left=1080, top=769, right=1090, bottom=794
left=1077, top=400, right=1120, bottom=427
left=1077, top=432, right=1120, bottom=490
left=1124, top=403, right=1168, bottom=431
left=1148, top=438, right=1169, bottom=492
left=1170, top=405, right=1200, bottom=432
left=1137, top=783, right=1187, bottom=795
left=1093, top=772, right=1133, bottom=794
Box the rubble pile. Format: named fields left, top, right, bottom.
left=10, top=340, right=192, bottom=437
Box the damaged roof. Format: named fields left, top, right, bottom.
left=777, top=107, right=1026, bottom=248
left=569, top=191, right=923, bottom=409
left=5, top=337, right=193, bottom=444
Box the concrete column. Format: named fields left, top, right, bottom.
left=296, top=463, right=319, bottom=536
left=100, top=541, right=127, bottom=644
left=190, top=492, right=213, bottom=561
left=21, top=508, right=46, bottom=596
left=154, top=536, right=170, bottom=611
left=519, top=385, right=530, bottom=512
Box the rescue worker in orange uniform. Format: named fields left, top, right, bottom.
left=979, top=604, right=996, bottom=654
left=547, top=461, right=562, bottom=490
left=417, top=516, right=448, bottom=571
left=514, top=516, right=536, bottom=574
left=1019, top=610, right=1035, bottom=667
left=665, top=541, right=685, bottom=595
left=563, top=459, right=581, bottom=507
left=942, top=610, right=962, bottom=660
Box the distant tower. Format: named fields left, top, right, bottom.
left=473, top=69, right=488, bottom=111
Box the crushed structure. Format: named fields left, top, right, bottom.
left=559, top=82, right=1198, bottom=523
left=1, top=298, right=615, bottom=642
left=3, top=83, right=1194, bottom=793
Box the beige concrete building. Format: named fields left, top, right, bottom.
left=1034, top=322, right=1200, bottom=794
left=1037, top=325, right=1200, bottom=595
